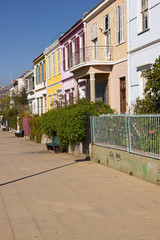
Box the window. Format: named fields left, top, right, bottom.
left=139, top=71, right=148, bottom=99
left=37, top=98, right=39, bottom=115
left=38, top=65, right=40, bottom=83
left=103, top=14, right=110, bottom=33
left=41, top=97, right=43, bottom=114
left=141, top=0, right=148, bottom=31
left=49, top=95, right=52, bottom=110
left=103, top=14, right=111, bottom=58
left=93, top=39, right=97, bottom=60
left=53, top=94, right=57, bottom=109
left=48, top=56, right=51, bottom=79
left=116, top=3, right=125, bottom=45
left=36, top=66, right=38, bottom=84
left=52, top=52, right=56, bottom=76
left=64, top=44, right=68, bottom=70
left=41, top=62, right=44, bottom=82
left=72, top=38, right=76, bottom=66
left=57, top=90, right=62, bottom=104
left=91, top=23, right=97, bottom=40
left=57, top=49, right=61, bottom=74
left=79, top=33, right=83, bottom=62
left=43, top=61, right=46, bottom=81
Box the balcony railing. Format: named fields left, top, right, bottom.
left=69, top=46, right=113, bottom=69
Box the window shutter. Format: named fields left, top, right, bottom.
left=116, top=7, right=119, bottom=45
left=65, top=94, right=67, bottom=105
left=103, top=16, right=105, bottom=32
left=67, top=44, right=70, bottom=68
left=76, top=36, right=80, bottom=64
left=82, top=31, right=85, bottom=61
left=70, top=42, right=72, bottom=67
left=63, top=47, right=65, bottom=71
left=108, top=13, right=110, bottom=30
left=41, top=62, right=43, bottom=82
left=120, top=5, right=123, bottom=43
left=122, top=3, right=125, bottom=42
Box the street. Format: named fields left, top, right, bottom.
left=0, top=129, right=160, bottom=240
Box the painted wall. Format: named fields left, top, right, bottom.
left=129, top=44, right=160, bottom=110
left=129, top=0, right=160, bottom=51
left=85, top=0, right=127, bottom=61
left=109, top=60, right=128, bottom=113
left=91, top=144, right=160, bottom=184
left=128, top=0, right=160, bottom=112
left=59, top=20, right=86, bottom=96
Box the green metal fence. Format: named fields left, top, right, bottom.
left=91, top=114, right=160, bottom=159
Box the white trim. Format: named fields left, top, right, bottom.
left=83, top=0, right=110, bottom=22
left=44, top=39, right=59, bottom=56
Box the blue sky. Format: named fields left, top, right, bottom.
left=0, top=0, right=100, bottom=87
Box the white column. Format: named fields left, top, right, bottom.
left=90, top=72, right=96, bottom=102
left=74, top=79, right=78, bottom=103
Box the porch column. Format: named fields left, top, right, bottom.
left=74, top=79, right=78, bottom=103
left=90, top=72, right=96, bottom=102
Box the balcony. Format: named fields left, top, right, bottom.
left=69, top=46, right=113, bottom=71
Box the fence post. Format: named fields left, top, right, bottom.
left=128, top=116, right=132, bottom=153
left=90, top=116, right=93, bottom=144
left=125, top=115, right=129, bottom=152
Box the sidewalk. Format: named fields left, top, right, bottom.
left=0, top=129, right=160, bottom=240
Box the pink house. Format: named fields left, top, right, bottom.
left=59, top=19, right=86, bottom=105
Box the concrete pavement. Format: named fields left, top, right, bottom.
left=0, top=129, right=160, bottom=240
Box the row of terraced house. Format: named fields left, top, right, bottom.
left=10, top=0, right=160, bottom=115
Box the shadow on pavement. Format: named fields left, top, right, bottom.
left=0, top=157, right=90, bottom=187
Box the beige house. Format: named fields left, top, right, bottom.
left=70, top=0, right=128, bottom=113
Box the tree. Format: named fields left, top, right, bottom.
left=134, top=56, right=160, bottom=114
left=0, top=95, right=11, bottom=121
left=12, top=87, right=28, bottom=110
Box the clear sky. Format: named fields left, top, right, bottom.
left=0, top=0, right=100, bottom=87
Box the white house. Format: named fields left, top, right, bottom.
left=24, top=69, right=35, bottom=115
left=127, top=0, right=160, bottom=112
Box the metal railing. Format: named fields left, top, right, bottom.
left=69, top=46, right=113, bottom=69
left=91, top=114, right=160, bottom=159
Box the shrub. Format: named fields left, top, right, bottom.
left=10, top=115, right=17, bottom=130
left=30, top=116, right=42, bottom=143
left=41, top=98, right=114, bottom=147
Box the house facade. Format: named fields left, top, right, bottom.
left=24, top=69, right=35, bottom=115
left=69, top=0, right=128, bottom=113
left=44, top=40, right=62, bottom=110
left=33, top=53, right=47, bottom=116
left=128, top=0, right=160, bottom=112
left=59, top=19, right=86, bottom=105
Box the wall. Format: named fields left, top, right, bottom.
left=109, top=60, right=128, bottom=113
left=129, top=0, right=160, bottom=51
left=91, top=144, right=160, bottom=184
left=128, top=0, right=160, bottom=112
left=86, top=0, right=127, bottom=61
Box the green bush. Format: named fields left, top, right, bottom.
left=41, top=98, right=114, bottom=147
left=10, top=115, right=17, bottom=130
left=41, top=110, right=57, bottom=138
left=30, top=116, right=42, bottom=143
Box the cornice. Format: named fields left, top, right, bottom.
left=44, top=39, right=59, bottom=56
left=83, top=0, right=115, bottom=22
left=33, top=53, right=45, bottom=65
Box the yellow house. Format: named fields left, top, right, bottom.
left=69, top=0, right=128, bottom=113
left=33, top=53, right=47, bottom=115
left=44, top=40, right=62, bottom=110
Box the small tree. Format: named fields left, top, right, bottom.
left=134, top=56, right=160, bottom=114
left=0, top=95, right=11, bottom=124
